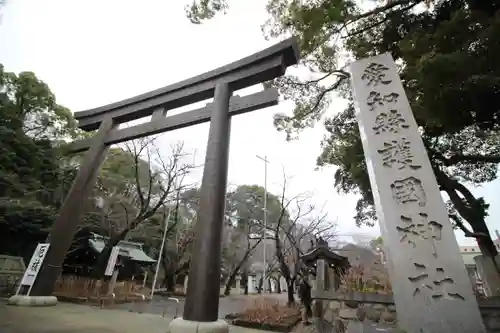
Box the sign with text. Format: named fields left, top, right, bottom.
left=19, top=243, right=50, bottom=291
left=105, top=246, right=120, bottom=276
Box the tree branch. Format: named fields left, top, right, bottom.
left=449, top=213, right=488, bottom=239
left=344, top=1, right=421, bottom=38
left=444, top=153, right=500, bottom=165
left=347, top=0, right=422, bottom=23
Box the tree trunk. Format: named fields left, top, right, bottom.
left=475, top=222, right=498, bottom=257
left=162, top=272, right=175, bottom=292
left=435, top=167, right=498, bottom=257
left=224, top=271, right=237, bottom=296
left=91, top=227, right=130, bottom=278
left=287, top=282, right=295, bottom=305
left=161, top=249, right=175, bottom=292
left=242, top=270, right=248, bottom=295
left=257, top=276, right=263, bottom=294
left=223, top=255, right=251, bottom=296
left=223, top=284, right=231, bottom=296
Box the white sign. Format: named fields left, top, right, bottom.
left=18, top=243, right=50, bottom=292
left=105, top=246, right=120, bottom=276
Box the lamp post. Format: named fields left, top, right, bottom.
left=256, top=155, right=269, bottom=292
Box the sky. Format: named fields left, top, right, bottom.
left=0, top=0, right=498, bottom=247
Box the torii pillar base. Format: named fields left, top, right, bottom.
left=8, top=295, right=58, bottom=307
left=167, top=318, right=228, bottom=333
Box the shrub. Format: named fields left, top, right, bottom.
left=53, top=275, right=148, bottom=301
left=236, top=297, right=300, bottom=325
left=340, top=264, right=392, bottom=293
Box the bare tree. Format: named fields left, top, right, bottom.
left=222, top=219, right=263, bottom=296
left=90, top=138, right=197, bottom=277
left=221, top=186, right=275, bottom=295
left=157, top=221, right=195, bottom=291
left=268, top=170, right=336, bottom=305
left=160, top=187, right=200, bottom=292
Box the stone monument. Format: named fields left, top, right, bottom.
left=350, top=54, right=486, bottom=332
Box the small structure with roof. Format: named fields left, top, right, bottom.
left=300, top=237, right=350, bottom=292
left=300, top=237, right=351, bottom=332
left=63, top=230, right=156, bottom=281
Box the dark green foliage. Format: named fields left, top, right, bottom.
left=186, top=0, right=500, bottom=255
left=0, top=198, right=55, bottom=261
left=227, top=184, right=286, bottom=230
left=185, top=0, right=228, bottom=24
left=0, top=64, right=78, bottom=257
left=312, top=1, right=500, bottom=255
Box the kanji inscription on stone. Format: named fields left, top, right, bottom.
left=373, top=110, right=409, bottom=134
left=408, top=263, right=465, bottom=302
left=397, top=213, right=443, bottom=258
left=366, top=91, right=399, bottom=112
left=390, top=176, right=426, bottom=207
left=362, top=63, right=392, bottom=87
left=377, top=137, right=422, bottom=170
left=350, top=52, right=486, bottom=333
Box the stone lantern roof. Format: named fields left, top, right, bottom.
left=300, top=237, right=351, bottom=275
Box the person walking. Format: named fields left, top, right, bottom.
left=298, top=275, right=312, bottom=325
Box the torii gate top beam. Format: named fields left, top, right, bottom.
left=75, top=37, right=300, bottom=131
left=68, top=89, right=279, bottom=154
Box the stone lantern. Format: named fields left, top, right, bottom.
left=300, top=237, right=350, bottom=327
left=300, top=237, right=350, bottom=293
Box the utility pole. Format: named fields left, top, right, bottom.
left=151, top=207, right=172, bottom=299
left=256, top=155, right=269, bottom=292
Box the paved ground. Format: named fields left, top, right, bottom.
left=0, top=300, right=278, bottom=333
left=119, top=293, right=290, bottom=319
left=293, top=321, right=397, bottom=333
left=0, top=296, right=398, bottom=333
left=345, top=322, right=399, bottom=333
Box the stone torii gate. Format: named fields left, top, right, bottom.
left=20, top=37, right=299, bottom=333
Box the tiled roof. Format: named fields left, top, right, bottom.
left=88, top=232, right=156, bottom=263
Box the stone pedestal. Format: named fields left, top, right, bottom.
left=280, top=276, right=287, bottom=291
left=316, top=259, right=325, bottom=291
left=247, top=275, right=255, bottom=293
left=235, top=276, right=241, bottom=294
left=329, top=268, right=340, bottom=291
left=167, top=318, right=228, bottom=333
left=475, top=255, right=500, bottom=297
left=8, top=295, right=58, bottom=307
left=183, top=276, right=189, bottom=294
